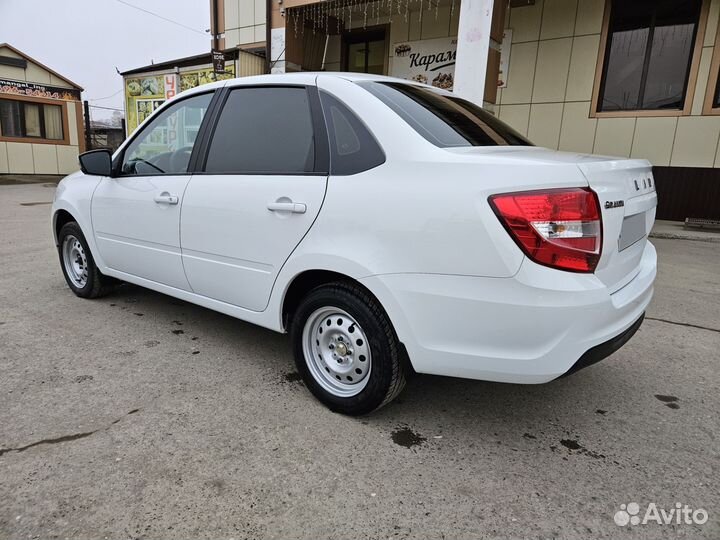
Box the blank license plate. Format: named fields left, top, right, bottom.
left=618, top=212, right=646, bottom=251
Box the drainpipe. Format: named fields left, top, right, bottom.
left=211, top=0, right=220, bottom=50
left=454, top=0, right=494, bottom=106
left=321, top=34, right=329, bottom=71
left=266, top=0, right=272, bottom=73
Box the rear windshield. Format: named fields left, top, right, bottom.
left=358, top=81, right=532, bottom=148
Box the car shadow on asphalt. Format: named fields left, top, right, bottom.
left=102, top=282, right=630, bottom=429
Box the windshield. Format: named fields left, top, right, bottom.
left=358, top=81, right=533, bottom=148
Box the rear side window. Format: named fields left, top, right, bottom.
left=319, top=91, right=385, bottom=175
left=358, top=81, right=532, bottom=148
left=205, top=87, right=315, bottom=174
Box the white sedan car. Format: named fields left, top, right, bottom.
left=52, top=73, right=657, bottom=415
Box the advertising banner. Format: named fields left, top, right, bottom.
left=124, top=64, right=235, bottom=134
left=0, top=78, right=81, bottom=101
left=390, top=37, right=457, bottom=90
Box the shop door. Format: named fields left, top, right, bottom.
left=344, top=29, right=387, bottom=74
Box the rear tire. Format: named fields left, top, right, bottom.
left=58, top=221, right=116, bottom=299
left=291, top=282, right=407, bottom=415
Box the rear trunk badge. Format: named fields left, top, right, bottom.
left=605, top=200, right=625, bottom=209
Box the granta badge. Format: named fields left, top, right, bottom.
left=605, top=200, right=625, bottom=209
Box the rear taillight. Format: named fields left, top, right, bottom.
left=489, top=188, right=602, bottom=273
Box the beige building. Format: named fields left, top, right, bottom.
left=212, top=0, right=720, bottom=220
left=496, top=0, right=720, bottom=220
left=0, top=43, right=84, bottom=175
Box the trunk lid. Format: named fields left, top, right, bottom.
left=444, top=147, right=657, bottom=290
left=577, top=157, right=656, bottom=292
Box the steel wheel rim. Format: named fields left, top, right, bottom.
left=62, top=235, right=88, bottom=288
left=302, top=307, right=372, bottom=397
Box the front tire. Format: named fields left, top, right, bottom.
left=291, top=282, right=407, bottom=415
left=57, top=221, right=115, bottom=299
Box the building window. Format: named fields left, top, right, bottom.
left=595, top=0, right=706, bottom=115
left=703, top=21, right=720, bottom=114
left=712, top=77, right=720, bottom=109
left=0, top=98, right=64, bottom=140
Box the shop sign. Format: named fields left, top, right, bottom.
left=390, top=37, right=457, bottom=90
left=164, top=74, right=179, bottom=148
left=0, top=77, right=81, bottom=101
left=164, top=74, right=178, bottom=100
left=212, top=50, right=226, bottom=74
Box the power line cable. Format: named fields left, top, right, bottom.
left=113, top=0, right=208, bottom=36
left=269, top=47, right=286, bottom=70
left=88, top=88, right=123, bottom=101
left=88, top=104, right=124, bottom=112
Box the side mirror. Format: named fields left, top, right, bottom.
left=79, top=149, right=112, bottom=176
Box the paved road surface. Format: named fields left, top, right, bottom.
left=1, top=183, right=718, bottom=539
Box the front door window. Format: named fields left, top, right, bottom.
left=120, top=92, right=213, bottom=175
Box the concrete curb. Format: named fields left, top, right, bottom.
left=0, top=174, right=63, bottom=186
left=650, top=231, right=720, bottom=243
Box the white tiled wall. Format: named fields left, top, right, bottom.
left=528, top=103, right=563, bottom=148
left=0, top=142, right=9, bottom=174
left=57, top=146, right=81, bottom=175
left=0, top=141, right=80, bottom=175
left=31, top=144, right=59, bottom=175
left=224, top=0, right=266, bottom=47
left=6, top=143, right=35, bottom=174
left=496, top=0, right=720, bottom=168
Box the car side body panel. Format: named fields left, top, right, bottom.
left=52, top=171, right=103, bottom=260
left=51, top=72, right=657, bottom=384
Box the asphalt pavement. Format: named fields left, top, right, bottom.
left=1, top=182, right=718, bottom=539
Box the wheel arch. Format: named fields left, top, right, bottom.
left=280, top=268, right=415, bottom=375
left=53, top=209, right=77, bottom=246
left=282, top=269, right=370, bottom=330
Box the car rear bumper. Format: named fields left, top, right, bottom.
left=560, top=312, right=645, bottom=378
left=360, top=241, right=656, bottom=383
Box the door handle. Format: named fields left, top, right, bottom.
left=153, top=193, right=179, bottom=205
left=267, top=201, right=307, bottom=214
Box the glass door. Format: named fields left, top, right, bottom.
left=343, top=28, right=387, bottom=75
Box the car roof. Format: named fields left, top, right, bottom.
left=230, top=72, right=411, bottom=86
left=180, top=72, right=412, bottom=97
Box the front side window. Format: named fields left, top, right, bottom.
left=0, top=99, right=64, bottom=140
left=359, top=81, right=531, bottom=148
left=204, top=86, right=316, bottom=174
left=598, top=0, right=703, bottom=112
left=121, top=92, right=213, bottom=175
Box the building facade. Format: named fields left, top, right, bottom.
left=219, top=0, right=269, bottom=54
left=496, top=0, right=720, bottom=220
left=213, top=0, right=720, bottom=220
left=0, top=43, right=84, bottom=175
